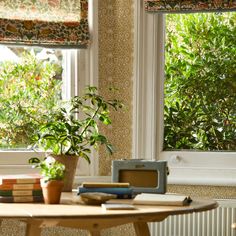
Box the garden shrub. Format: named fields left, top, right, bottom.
left=0, top=50, right=62, bottom=148
left=164, top=12, right=236, bottom=151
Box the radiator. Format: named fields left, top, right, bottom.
left=149, top=200, right=236, bottom=236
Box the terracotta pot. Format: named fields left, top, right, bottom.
left=51, top=155, right=79, bottom=192
left=40, top=179, right=64, bottom=204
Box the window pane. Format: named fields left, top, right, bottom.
left=164, top=12, right=236, bottom=151
left=0, top=46, right=63, bottom=149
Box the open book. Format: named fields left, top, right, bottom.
left=133, top=193, right=192, bottom=206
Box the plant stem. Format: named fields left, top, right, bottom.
left=80, top=106, right=101, bottom=137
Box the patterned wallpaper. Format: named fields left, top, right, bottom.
left=98, top=0, right=134, bottom=176
left=168, top=185, right=236, bottom=199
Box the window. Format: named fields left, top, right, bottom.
left=133, top=3, right=236, bottom=185
left=0, top=48, right=82, bottom=175
left=0, top=0, right=98, bottom=177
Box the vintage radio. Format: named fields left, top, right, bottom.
left=112, top=159, right=168, bottom=194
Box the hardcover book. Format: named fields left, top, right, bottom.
left=0, top=189, right=43, bottom=197
left=0, top=195, right=44, bottom=203
left=133, top=193, right=192, bottom=206
left=0, top=174, right=41, bottom=184
left=77, top=187, right=133, bottom=199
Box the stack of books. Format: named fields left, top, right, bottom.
left=77, top=182, right=133, bottom=199
left=0, top=174, right=44, bottom=203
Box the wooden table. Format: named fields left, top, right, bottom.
left=0, top=192, right=218, bottom=236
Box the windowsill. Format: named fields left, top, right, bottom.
left=168, top=166, right=236, bottom=186
left=159, top=151, right=236, bottom=186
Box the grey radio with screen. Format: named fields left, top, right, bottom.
left=112, top=160, right=168, bottom=194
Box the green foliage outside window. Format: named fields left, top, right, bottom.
left=0, top=51, right=62, bottom=148
left=164, top=12, right=236, bottom=151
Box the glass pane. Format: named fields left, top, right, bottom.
left=0, top=46, right=63, bottom=149
left=164, top=12, right=236, bottom=151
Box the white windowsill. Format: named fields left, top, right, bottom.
left=168, top=167, right=236, bottom=186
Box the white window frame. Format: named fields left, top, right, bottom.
left=133, top=0, right=236, bottom=186
left=0, top=0, right=99, bottom=177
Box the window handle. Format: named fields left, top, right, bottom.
left=170, top=155, right=181, bottom=164
left=232, top=223, right=236, bottom=230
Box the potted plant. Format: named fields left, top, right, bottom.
left=29, top=156, right=65, bottom=204
left=32, top=86, right=123, bottom=191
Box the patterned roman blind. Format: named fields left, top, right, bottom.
left=144, top=0, right=236, bottom=13
left=0, top=0, right=89, bottom=48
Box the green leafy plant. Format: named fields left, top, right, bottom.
left=164, top=12, right=236, bottom=151
left=29, top=156, right=65, bottom=182
left=32, top=86, right=123, bottom=163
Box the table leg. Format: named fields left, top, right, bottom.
left=133, top=222, right=150, bottom=236
left=88, top=230, right=101, bottom=236
left=25, top=222, right=41, bottom=236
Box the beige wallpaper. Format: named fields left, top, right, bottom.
left=98, top=0, right=134, bottom=176
left=168, top=185, right=236, bottom=199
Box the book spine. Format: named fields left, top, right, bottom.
left=0, top=183, right=42, bottom=190
left=0, top=190, right=43, bottom=196
left=78, top=187, right=133, bottom=199
left=1, top=179, right=40, bottom=184
left=116, top=194, right=133, bottom=199
left=0, top=195, right=44, bottom=203
left=133, top=200, right=183, bottom=206
left=82, top=183, right=130, bottom=188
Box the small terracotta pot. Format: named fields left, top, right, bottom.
left=40, top=179, right=64, bottom=204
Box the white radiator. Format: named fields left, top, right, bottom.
left=149, top=200, right=236, bottom=236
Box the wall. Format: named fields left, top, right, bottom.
left=98, top=0, right=134, bottom=176
left=168, top=185, right=236, bottom=199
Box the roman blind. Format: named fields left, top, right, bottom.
left=0, top=0, right=89, bottom=48
left=144, top=0, right=236, bottom=13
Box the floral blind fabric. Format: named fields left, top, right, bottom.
left=0, top=0, right=89, bottom=48
left=144, top=0, right=236, bottom=13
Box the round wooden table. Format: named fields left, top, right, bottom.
left=0, top=192, right=218, bottom=236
